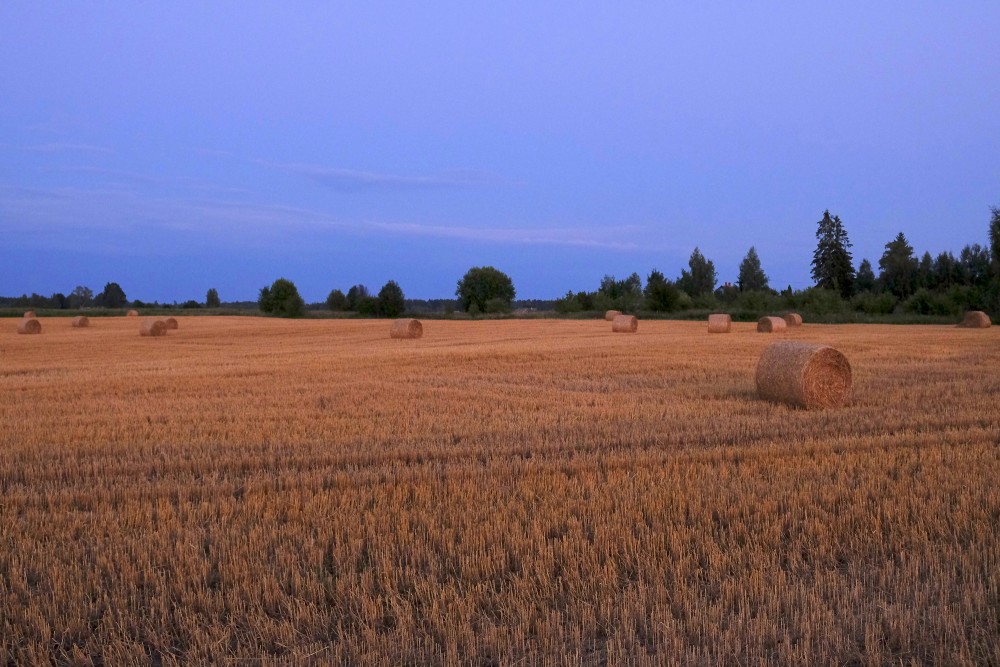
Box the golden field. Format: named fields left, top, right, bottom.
left=1, top=316, right=998, bottom=666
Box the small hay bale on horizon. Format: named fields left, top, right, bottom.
left=756, top=341, right=852, bottom=409
left=390, top=318, right=423, bottom=339
left=708, top=313, right=731, bottom=333
left=140, top=319, right=167, bottom=337
left=17, top=318, right=42, bottom=335
left=127, top=310, right=139, bottom=317
left=958, top=310, right=991, bottom=328
left=612, top=314, right=638, bottom=333
left=604, top=310, right=621, bottom=321
left=71, top=316, right=90, bottom=328
left=757, top=316, right=787, bottom=333
left=23, top=311, right=36, bottom=319
left=163, top=317, right=178, bottom=330
left=783, top=312, right=803, bottom=327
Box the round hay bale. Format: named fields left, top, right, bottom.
left=140, top=319, right=167, bottom=337
left=23, top=310, right=36, bottom=319
left=783, top=312, right=803, bottom=327
left=127, top=310, right=139, bottom=317
left=757, top=316, right=787, bottom=333
left=71, top=316, right=90, bottom=328
left=611, top=314, right=638, bottom=333
left=604, top=310, right=621, bottom=322
left=708, top=313, right=731, bottom=333
left=756, top=341, right=852, bottom=409
left=390, top=318, right=423, bottom=339
left=163, top=317, right=178, bottom=330
left=958, top=310, right=991, bottom=328
left=17, top=318, right=42, bottom=335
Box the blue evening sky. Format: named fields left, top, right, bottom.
left=2, top=3, right=998, bottom=301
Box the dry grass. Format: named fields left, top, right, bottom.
left=1, top=317, right=998, bottom=666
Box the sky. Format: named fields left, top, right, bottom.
left=2, top=3, right=998, bottom=302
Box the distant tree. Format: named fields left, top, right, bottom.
left=456, top=266, right=516, bottom=313
left=346, top=285, right=369, bottom=311
left=376, top=280, right=406, bottom=317
left=95, top=282, right=128, bottom=309
left=326, top=289, right=348, bottom=312
left=915, top=252, right=934, bottom=290
left=737, top=246, right=769, bottom=292
left=206, top=288, right=221, bottom=308
left=958, top=243, right=992, bottom=288
left=644, top=269, right=681, bottom=312
left=356, top=296, right=379, bottom=316
left=991, top=206, right=1000, bottom=284
left=181, top=300, right=202, bottom=309
left=67, top=285, right=93, bottom=309
left=878, top=232, right=918, bottom=299
left=932, top=251, right=961, bottom=290
left=855, top=259, right=877, bottom=294
left=811, top=210, right=855, bottom=299
left=258, top=278, right=305, bottom=317
left=677, top=247, right=717, bottom=296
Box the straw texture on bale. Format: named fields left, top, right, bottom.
left=23, top=311, right=36, bottom=319
left=163, top=317, right=179, bottom=330
left=390, top=318, right=423, bottom=339
left=783, top=312, right=803, bottom=327
left=127, top=310, right=139, bottom=317
left=71, top=316, right=90, bottom=328
left=707, top=313, right=731, bottom=333
left=958, top=310, right=991, bottom=328
left=756, top=341, right=852, bottom=409
left=611, top=314, right=638, bottom=333
left=140, top=319, right=167, bottom=337
left=757, top=316, right=787, bottom=333
left=17, top=318, right=42, bottom=335
left=604, top=310, right=621, bottom=321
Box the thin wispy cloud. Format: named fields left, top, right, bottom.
left=52, top=166, right=158, bottom=184
left=366, top=221, right=645, bottom=250
left=257, top=159, right=493, bottom=192
left=22, top=143, right=114, bottom=154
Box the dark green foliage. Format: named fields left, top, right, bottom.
left=346, top=285, right=370, bottom=311
left=851, top=291, right=898, bottom=315
left=597, top=273, right=643, bottom=312
left=356, top=296, right=379, bottom=316
left=990, top=206, right=1000, bottom=283
left=456, top=266, right=516, bottom=313
left=326, top=289, right=348, bottom=312
left=67, top=286, right=93, bottom=309
left=811, top=211, right=855, bottom=299
left=855, top=259, right=876, bottom=294
left=95, top=282, right=128, bottom=309
left=206, top=288, right=221, bottom=308
left=258, top=278, right=305, bottom=318
left=181, top=300, right=201, bottom=309
left=377, top=280, right=405, bottom=317
left=484, top=297, right=511, bottom=314
left=644, top=270, right=681, bottom=312
left=878, top=232, right=918, bottom=299
left=737, top=247, right=769, bottom=292
left=677, top=248, right=717, bottom=296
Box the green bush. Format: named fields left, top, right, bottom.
left=258, top=278, right=305, bottom=318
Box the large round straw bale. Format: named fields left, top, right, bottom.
left=783, top=312, right=803, bottom=327
left=390, top=318, right=423, bottom=339
left=127, top=310, right=139, bottom=317
left=708, top=313, right=731, bottom=333
left=756, top=341, right=852, bottom=409
left=17, top=318, right=42, bottom=334
left=140, top=319, right=167, bottom=337
left=958, top=310, right=991, bottom=328
left=757, top=316, right=787, bottom=333
left=71, top=316, right=90, bottom=328
left=23, top=310, right=36, bottom=318
left=163, top=317, right=178, bottom=330
left=611, top=314, right=638, bottom=333
left=604, top=310, right=621, bottom=321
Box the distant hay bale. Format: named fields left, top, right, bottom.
left=757, top=316, right=787, bottom=333
left=708, top=313, right=731, bottom=333
left=163, top=317, right=178, bottom=330
left=127, top=310, right=139, bottom=317
left=611, top=314, right=638, bottom=333
left=23, top=311, right=36, bottom=319
left=783, top=312, right=803, bottom=327
left=604, top=310, right=621, bottom=321
left=958, top=310, right=991, bottom=328
left=390, top=318, right=423, bottom=339
left=17, top=318, right=42, bottom=335
left=71, top=316, right=90, bottom=328
left=756, top=341, right=852, bottom=409
left=140, top=319, right=167, bottom=337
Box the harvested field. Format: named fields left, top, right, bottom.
left=1, top=317, right=998, bottom=665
